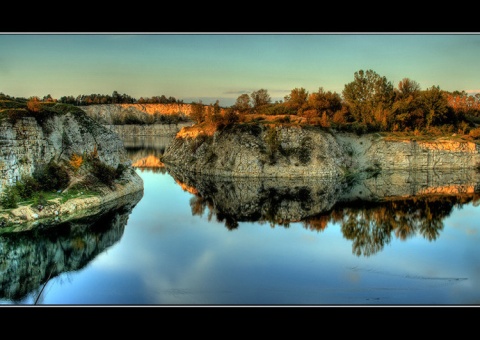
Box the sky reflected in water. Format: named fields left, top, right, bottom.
left=2, top=165, right=478, bottom=306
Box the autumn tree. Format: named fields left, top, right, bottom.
left=69, top=153, right=83, bottom=172
left=234, top=94, right=251, bottom=113
left=27, top=96, right=42, bottom=112
left=250, top=89, right=271, bottom=112
left=223, top=108, right=239, bottom=125
left=418, top=85, right=451, bottom=128
left=211, top=100, right=222, bottom=122
left=42, top=94, right=55, bottom=102
left=390, top=78, right=422, bottom=131
left=307, top=87, right=342, bottom=118
left=396, top=78, right=421, bottom=100
left=284, top=87, right=308, bottom=114
left=446, top=91, right=480, bottom=118
left=190, top=101, right=205, bottom=124
left=342, top=69, right=395, bottom=129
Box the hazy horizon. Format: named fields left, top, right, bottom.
left=1, top=33, right=480, bottom=107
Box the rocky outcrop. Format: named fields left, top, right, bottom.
left=335, top=133, right=480, bottom=171
left=162, top=124, right=480, bottom=178
left=0, top=114, right=128, bottom=190
left=0, top=105, right=144, bottom=229
left=162, top=125, right=347, bottom=177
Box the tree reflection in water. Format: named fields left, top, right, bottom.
left=326, top=196, right=470, bottom=257
left=168, top=167, right=480, bottom=257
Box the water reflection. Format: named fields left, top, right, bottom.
left=123, top=135, right=172, bottom=172
left=166, top=166, right=480, bottom=257
left=0, top=190, right=143, bottom=304
left=2, top=134, right=475, bottom=305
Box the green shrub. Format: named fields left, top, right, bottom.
left=265, top=127, right=279, bottom=164
left=90, top=159, right=117, bottom=187
left=0, top=186, right=19, bottom=209
left=296, top=136, right=312, bottom=165
left=14, top=175, right=40, bottom=199
left=115, top=163, right=128, bottom=178
left=33, top=161, right=70, bottom=191
left=33, top=193, right=48, bottom=207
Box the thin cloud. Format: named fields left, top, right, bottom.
left=223, top=90, right=251, bottom=95
left=223, top=89, right=291, bottom=96
left=466, top=89, right=480, bottom=95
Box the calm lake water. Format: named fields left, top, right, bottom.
left=1, top=135, right=480, bottom=306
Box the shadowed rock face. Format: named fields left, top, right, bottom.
left=166, top=166, right=480, bottom=256
left=0, top=190, right=143, bottom=303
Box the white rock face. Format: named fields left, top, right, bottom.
left=0, top=107, right=144, bottom=228
left=0, top=112, right=132, bottom=191
left=162, top=126, right=480, bottom=177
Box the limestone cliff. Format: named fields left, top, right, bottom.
left=161, top=124, right=480, bottom=177
left=0, top=103, right=144, bottom=229
left=81, top=103, right=198, bottom=119
left=80, top=103, right=225, bottom=125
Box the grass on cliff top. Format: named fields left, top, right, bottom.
left=0, top=99, right=88, bottom=124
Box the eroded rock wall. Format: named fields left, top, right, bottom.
left=162, top=126, right=480, bottom=177
left=0, top=113, right=131, bottom=191
left=80, top=103, right=225, bottom=123
left=162, top=125, right=348, bottom=177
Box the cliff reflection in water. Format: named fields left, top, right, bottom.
left=123, top=135, right=172, bottom=173
left=0, top=190, right=143, bottom=304
left=166, top=167, right=480, bottom=257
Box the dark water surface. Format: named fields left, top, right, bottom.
left=1, top=135, right=480, bottom=306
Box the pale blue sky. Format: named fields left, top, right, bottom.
left=1, top=33, right=479, bottom=107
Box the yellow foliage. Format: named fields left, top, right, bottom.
left=69, top=153, right=83, bottom=171
left=27, top=97, right=41, bottom=112
left=469, top=127, right=480, bottom=139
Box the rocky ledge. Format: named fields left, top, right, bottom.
left=1, top=173, right=143, bottom=232
left=161, top=124, right=480, bottom=177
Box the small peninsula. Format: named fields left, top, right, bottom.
left=0, top=98, right=144, bottom=232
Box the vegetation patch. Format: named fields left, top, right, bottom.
left=297, top=136, right=313, bottom=165
left=264, top=126, right=280, bottom=165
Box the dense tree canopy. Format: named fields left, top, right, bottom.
left=250, top=89, right=271, bottom=111
left=342, top=69, right=395, bottom=128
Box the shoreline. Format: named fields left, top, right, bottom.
left=0, top=175, right=144, bottom=233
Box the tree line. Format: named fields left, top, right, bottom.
left=56, top=91, right=183, bottom=105
left=3, top=68, right=480, bottom=135
left=225, top=69, right=480, bottom=135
